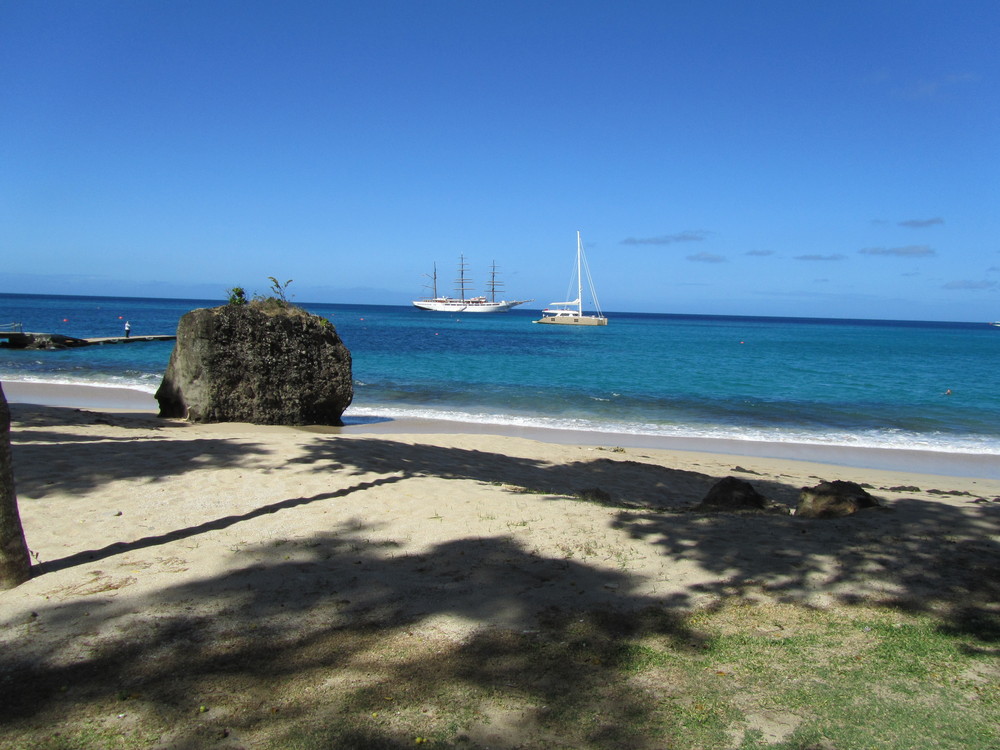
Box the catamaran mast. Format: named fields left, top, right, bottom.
left=576, top=231, right=584, bottom=315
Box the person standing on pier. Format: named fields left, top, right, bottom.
left=124, top=321, right=131, bottom=339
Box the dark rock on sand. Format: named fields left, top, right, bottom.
left=696, top=476, right=769, bottom=511
left=156, top=301, right=352, bottom=425
left=796, top=480, right=880, bottom=519
left=576, top=487, right=613, bottom=504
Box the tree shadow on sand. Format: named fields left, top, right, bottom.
left=3, top=427, right=999, bottom=746
left=611, top=499, right=1000, bottom=641
left=9, top=403, right=185, bottom=434
left=10, top=407, right=273, bottom=498
left=295, top=435, right=1000, bottom=642
left=2, top=525, right=703, bottom=749
left=22, top=428, right=1000, bottom=636
left=30, top=479, right=404, bottom=577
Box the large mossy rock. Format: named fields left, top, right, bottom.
left=155, top=302, right=353, bottom=425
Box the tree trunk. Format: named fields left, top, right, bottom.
left=0, top=383, right=31, bottom=588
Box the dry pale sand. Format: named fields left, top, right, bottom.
left=1, top=384, right=999, bottom=746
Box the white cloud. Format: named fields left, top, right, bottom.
left=686, top=252, right=727, bottom=263
left=942, top=280, right=996, bottom=290
left=898, top=218, right=944, bottom=228
left=859, top=245, right=935, bottom=257
left=621, top=231, right=710, bottom=245
left=894, top=73, right=976, bottom=100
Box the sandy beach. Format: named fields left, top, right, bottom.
left=2, top=382, right=998, bottom=747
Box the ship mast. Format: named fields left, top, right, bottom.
left=487, top=261, right=505, bottom=302
left=422, top=263, right=438, bottom=298
left=455, top=255, right=473, bottom=301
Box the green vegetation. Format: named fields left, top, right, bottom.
left=221, top=278, right=332, bottom=329
left=226, top=286, right=247, bottom=306
left=223, top=278, right=328, bottom=321
left=226, top=278, right=294, bottom=310
left=6, top=602, right=996, bottom=749
left=266, top=276, right=294, bottom=304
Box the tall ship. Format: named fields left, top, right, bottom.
left=534, top=231, right=608, bottom=326
left=412, top=256, right=531, bottom=313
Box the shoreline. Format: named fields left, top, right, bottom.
left=3, top=379, right=998, bottom=479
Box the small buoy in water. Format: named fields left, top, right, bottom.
left=63, top=318, right=68, bottom=322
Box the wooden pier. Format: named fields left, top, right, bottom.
left=79, top=335, right=176, bottom=345
left=0, top=331, right=176, bottom=350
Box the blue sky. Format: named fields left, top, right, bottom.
left=2, top=1, right=997, bottom=321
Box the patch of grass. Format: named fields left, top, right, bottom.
left=697, top=603, right=1000, bottom=749
left=4, top=602, right=997, bottom=749
left=14, top=720, right=156, bottom=749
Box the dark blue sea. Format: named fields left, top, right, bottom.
left=2, top=293, right=999, bottom=455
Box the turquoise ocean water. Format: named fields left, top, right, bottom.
left=1, top=293, right=998, bottom=456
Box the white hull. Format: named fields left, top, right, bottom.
left=412, top=297, right=529, bottom=313
left=534, top=311, right=607, bottom=326
left=413, top=257, right=529, bottom=313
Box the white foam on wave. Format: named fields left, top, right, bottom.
left=344, top=403, right=1000, bottom=456
left=0, top=374, right=158, bottom=394
left=6, top=373, right=998, bottom=456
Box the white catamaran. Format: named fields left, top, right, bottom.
left=534, top=231, right=608, bottom=326
left=412, top=256, right=531, bottom=313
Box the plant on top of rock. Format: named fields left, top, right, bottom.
left=226, top=287, right=248, bottom=306
left=268, top=277, right=294, bottom=304
left=249, top=277, right=296, bottom=311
